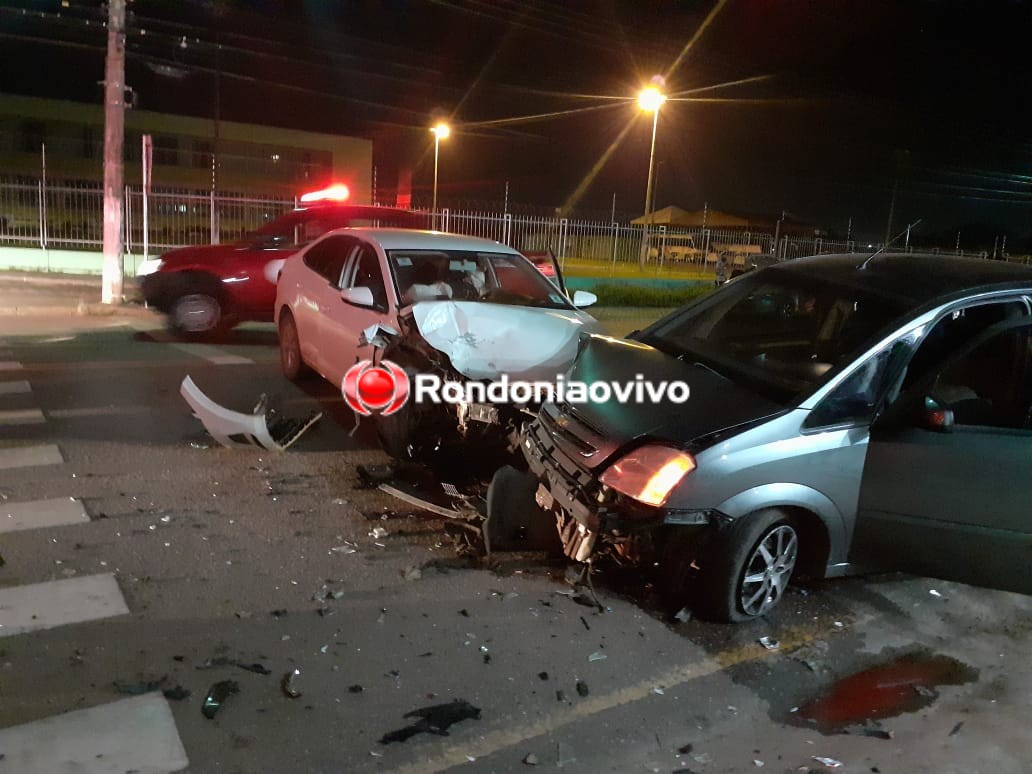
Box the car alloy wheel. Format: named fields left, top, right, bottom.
left=278, top=312, right=307, bottom=381
left=738, top=524, right=798, bottom=618
left=172, top=293, right=221, bottom=334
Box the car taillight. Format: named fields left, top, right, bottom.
left=598, top=445, right=696, bottom=507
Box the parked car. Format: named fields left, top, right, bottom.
left=275, top=228, right=599, bottom=456
left=138, top=194, right=426, bottom=337
left=504, top=252, right=1032, bottom=621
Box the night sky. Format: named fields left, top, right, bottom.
left=1, top=0, right=1029, bottom=247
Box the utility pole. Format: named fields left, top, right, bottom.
left=101, top=0, right=126, bottom=304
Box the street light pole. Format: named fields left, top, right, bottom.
left=430, top=122, right=449, bottom=229
left=101, top=0, right=126, bottom=304
left=637, top=83, right=665, bottom=269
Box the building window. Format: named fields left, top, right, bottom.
left=20, top=121, right=45, bottom=153
left=192, top=140, right=214, bottom=169
left=153, top=135, right=179, bottom=166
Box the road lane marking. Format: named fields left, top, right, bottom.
left=0, top=408, right=46, bottom=425
left=0, top=574, right=129, bottom=637
left=0, top=692, right=189, bottom=773
left=0, top=361, right=24, bottom=370
left=0, top=380, right=31, bottom=395
left=1, top=497, right=90, bottom=534
left=47, top=406, right=151, bottom=419
left=0, top=444, right=63, bottom=470
left=385, top=624, right=827, bottom=774
left=127, top=320, right=255, bottom=364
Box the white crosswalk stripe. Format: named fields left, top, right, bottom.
left=0, top=573, right=130, bottom=637
left=126, top=319, right=255, bottom=364
left=0, top=692, right=189, bottom=773
left=1, top=497, right=90, bottom=534
left=0, top=408, right=46, bottom=425
left=0, top=379, right=32, bottom=395
left=0, top=443, right=63, bottom=469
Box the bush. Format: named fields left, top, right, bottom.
left=586, top=282, right=714, bottom=307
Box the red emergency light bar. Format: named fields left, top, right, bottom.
left=300, top=184, right=351, bottom=204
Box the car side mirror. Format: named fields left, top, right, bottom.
left=341, top=286, right=375, bottom=308
left=572, top=290, right=597, bottom=308
left=917, top=396, right=954, bottom=432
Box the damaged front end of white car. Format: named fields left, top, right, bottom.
left=363, top=298, right=599, bottom=460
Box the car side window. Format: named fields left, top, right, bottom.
left=926, top=324, right=1032, bottom=430
left=347, top=244, right=389, bottom=310
left=303, top=235, right=353, bottom=286
left=804, top=340, right=908, bottom=429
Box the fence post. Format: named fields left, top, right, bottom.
left=210, top=189, right=219, bottom=244
left=124, top=184, right=133, bottom=267
left=37, top=180, right=47, bottom=251
left=502, top=212, right=512, bottom=246
left=658, top=225, right=668, bottom=270
left=558, top=218, right=568, bottom=270
left=609, top=222, right=618, bottom=274
left=441, top=207, right=450, bottom=232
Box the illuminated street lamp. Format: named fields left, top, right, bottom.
left=430, top=122, right=450, bottom=227
left=638, top=82, right=666, bottom=267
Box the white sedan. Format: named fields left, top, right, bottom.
left=274, top=228, right=599, bottom=456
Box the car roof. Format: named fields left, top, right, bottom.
left=768, top=252, right=1032, bottom=306
left=335, top=227, right=523, bottom=253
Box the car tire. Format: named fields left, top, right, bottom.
left=278, top=310, right=310, bottom=381
left=376, top=400, right=418, bottom=460
left=168, top=290, right=228, bottom=339
left=696, top=509, right=799, bottom=623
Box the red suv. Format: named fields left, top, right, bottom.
left=138, top=195, right=427, bottom=337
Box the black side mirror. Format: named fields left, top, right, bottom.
left=916, top=396, right=954, bottom=432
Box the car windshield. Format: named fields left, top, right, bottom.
left=389, top=250, right=573, bottom=309
left=641, top=271, right=907, bottom=402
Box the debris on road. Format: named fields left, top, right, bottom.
left=575, top=680, right=589, bottom=697
left=162, top=685, right=191, bottom=701
left=949, top=721, right=964, bottom=736
left=673, top=607, right=692, bottom=623
left=370, top=526, right=389, bottom=539
left=201, top=680, right=239, bottom=719
left=537, top=672, right=549, bottom=681
left=348, top=684, right=364, bottom=693
left=759, top=636, right=780, bottom=651
left=180, top=375, right=321, bottom=451
left=113, top=677, right=166, bottom=695
left=281, top=668, right=302, bottom=698
left=812, top=757, right=843, bottom=768
left=588, top=651, right=607, bottom=662
left=523, top=752, right=539, bottom=765
left=402, top=565, right=422, bottom=581
left=379, top=699, right=482, bottom=744
left=860, top=728, right=894, bottom=740
left=236, top=662, right=271, bottom=675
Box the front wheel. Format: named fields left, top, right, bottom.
left=278, top=311, right=309, bottom=381
left=169, top=292, right=226, bottom=338
left=697, top=509, right=799, bottom=623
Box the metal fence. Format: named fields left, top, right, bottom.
left=1, top=175, right=1024, bottom=270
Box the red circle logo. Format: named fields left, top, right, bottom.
left=342, top=360, right=410, bottom=416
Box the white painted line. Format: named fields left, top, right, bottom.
left=0, top=380, right=32, bottom=395
left=0, top=573, right=129, bottom=637
left=0, top=692, right=189, bottom=773
left=0, top=361, right=24, bottom=371
left=1, top=497, right=90, bottom=534
left=0, top=444, right=63, bottom=470
left=48, top=406, right=150, bottom=419
left=0, top=408, right=46, bottom=425
left=205, top=353, right=255, bottom=365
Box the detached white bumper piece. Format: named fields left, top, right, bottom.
left=180, top=375, right=321, bottom=451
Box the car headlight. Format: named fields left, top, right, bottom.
left=137, top=258, right=164, bottom=277
left=598, top=445, right=696, bottom=507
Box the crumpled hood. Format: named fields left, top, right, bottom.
left=410, top=300, right=600, bottom=380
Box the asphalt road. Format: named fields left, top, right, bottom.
left=0, top=311, right=1030, bottom=774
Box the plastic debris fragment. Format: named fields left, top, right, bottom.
left=281, top=668, right=302, bottom=698
left=523, top=752, right=539, bottom=765
left=202, top=680, right=239, bottom=719
left=674, top=607, right=692, bottom=623
left=575, top=680, right=589, bottom=697
left=813, top=757, right=843, bottom=768
left=370, top=526, right=389, bottom=539
left=588, top=651, right=606, bottom=662
left=759, top=636, right=780, bottom=651
left=162, top=685, right=191, bottom=701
